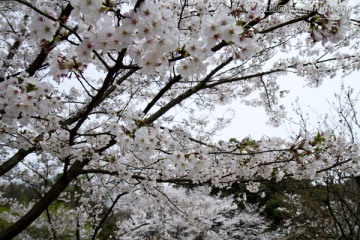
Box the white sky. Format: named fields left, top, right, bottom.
left=216, top=70, right=360, bottom=141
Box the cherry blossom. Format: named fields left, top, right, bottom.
left=0, top=0, right=360, bottom=239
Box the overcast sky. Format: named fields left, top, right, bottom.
left=216, top=70, right=360, bottom=141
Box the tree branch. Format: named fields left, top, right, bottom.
left=258, top=12, right=317, bottom=34
left=90, top=192, right=129, bottom=240
left=0, top=148, right=35, bottom=177
left=143, top=75, right=182, bottom=114
left=143, top=57, right=233, bottom=124
left=0, top=159, right=88, bottom=239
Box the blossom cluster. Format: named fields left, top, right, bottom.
left=0, top=76, right=58, bottom=126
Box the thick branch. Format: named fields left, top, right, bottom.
left=68, top=51, right=128, bottom=145
left=143, top=57, right=233, bottom=124
left=205, top=68, right=285, bottom=88
left=133, top=0, right=145, bottom=12
left=0, top=148, right=35, bottom=177
left=78, top=169, right=199, bottom=185
left=143, top=75, right=182, bottom=114
left=0, top=159, right=88, bottom=239
left=258, top=12, right=317, bottom=34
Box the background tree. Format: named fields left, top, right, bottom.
left=276, top=86, right=360, bottom=239
left=282, top=173, right=360, bottom=240
left=1, top=0, right=360, bottom=239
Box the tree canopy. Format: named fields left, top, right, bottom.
left=0, top=0, right=360, bottom=239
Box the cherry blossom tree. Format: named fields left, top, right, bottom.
left=1, top=0, right=360, bottom=238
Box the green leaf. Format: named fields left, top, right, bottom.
left=25, top=83, right=37, bottom=93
